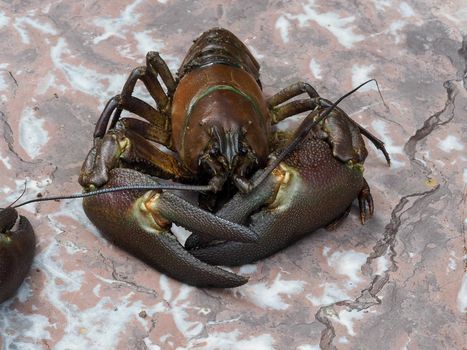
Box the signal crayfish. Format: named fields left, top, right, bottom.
left=1, top=28, right=390, bottom=300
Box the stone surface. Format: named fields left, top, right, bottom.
left=0, top=1, right=465, bottom=349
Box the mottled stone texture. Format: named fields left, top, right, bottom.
left=0, top=1, right=465, bottom=349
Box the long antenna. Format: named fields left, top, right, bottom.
left=7, top=180, right=28, bottom=208
left=13, top=183, right=213, bottom=209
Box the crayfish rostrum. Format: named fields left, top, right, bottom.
left=1, top=28, right=390, bottom=298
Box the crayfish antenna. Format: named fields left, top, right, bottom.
left=12, top=183, right=215, bottom=209
left=372, top=79, right=389, bottom=111
left=5, top=180, right=28, bottom=208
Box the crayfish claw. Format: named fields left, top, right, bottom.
left=184, top=233, right=200, bottom=250
left=233, top=175, right=253, bottom=193
left=0, top=207, right=35, bottom=303
left=82, top=168, right=249, bottom=288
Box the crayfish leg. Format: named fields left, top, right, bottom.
left=358, top=178, right=374, bottom=224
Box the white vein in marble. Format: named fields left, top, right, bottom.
left=306, top=282, right=351, bottom=306
left=93, top=0, right=144, bottom=44
left=51, top=38, right=126, bottom=107
left=326, top=249, right=367, bottom=284
left=457, top=273, right=467, bottom=313
left=286, top=0, right=365, bottom=48
left=234, top=273, right=305, bottom=310
left=438, top=135, right=464, bottom=153
left=133, top=30, right=181, bottom=71
left=351, top=64, right=376, bottom=92
left=19, top=107, right=49, bottom=159
left=309, top=58, right=322, bottom=79
left=296, top=345, right=320, bottom=350
left=275, top=15, right=290, bottom=44
left=0, top=148, right=11, bottom=170
left=182, top=330, right=275, bottom=350
left=0, top=10, right=9, bottom=28
left=334, top=309, right=365, bottom=337
left=399, top=2, right=415, bottom=17
left=14, top=13, right=57, bottom=44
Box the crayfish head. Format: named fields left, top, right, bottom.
left=200, top=126, right=258, bottom=193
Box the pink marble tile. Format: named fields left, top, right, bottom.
left=0, top=1, right=465, bottom=349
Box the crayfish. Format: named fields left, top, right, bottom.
left=1, top=28, right=390, bottom=299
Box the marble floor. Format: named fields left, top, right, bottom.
left=0, top=1, right=465, bottom=349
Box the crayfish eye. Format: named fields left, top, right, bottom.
left=209, top=146, right=220, bottom=157
left=238, top=145, right=248, bottom=156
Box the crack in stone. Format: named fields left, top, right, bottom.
left=136, top=320, right=157, bottom=350
left=98, top=252, right=158, bottom=298
left=315, top=73, right=453, bottom=347
left=403, top=80, right=457, bottom=173
left=136, top=341, right=148, bottom=350
left=462, top=189, right=467, bottom=273
left=458, top=35, right=467, bottom=89
left=8, top=71, right=18, bottom=87
left=315, top=305, right=337, bottom=350
left=0, top=110, right=35, bottom=164
left=315, top=185, right=440, bottom=349
left=313, top=36, right=466, bottom=347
